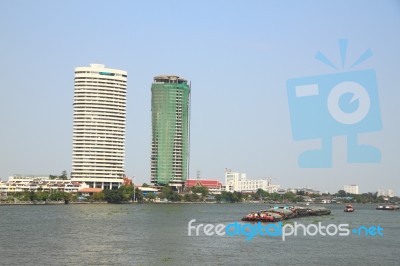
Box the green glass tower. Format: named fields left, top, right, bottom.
left=150, top=75, right=191, bottom=190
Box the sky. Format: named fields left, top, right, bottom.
left=0, top=0, right=399, bottom=194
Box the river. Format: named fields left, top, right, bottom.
left=0, top=203, right=399, bottom=265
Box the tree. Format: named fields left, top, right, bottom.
left=184, top=193, right=199, bottom=202
left=215, top=194, right=222, bottom=203
left=91, top=192, right=105, bottom=202
left=337, top=190, right=347, bottom=197
left=118, top=185, right=134, bottom=201
left=144, top=193, right=156, bottom=202
left=104, top=189, right=123, bottom=203
left=50, top=190, right=65, bottom=201
left=191, top=186, right=209, bottom=197
left=134, top=188, right=144, bottom=202
left=29, top=191, right=37, bottom=201
left=60, top=170, right=68, bottom=180
left=160, top=186, right=173, bottom=199
left=169, top=192, right=182, bottom=202
left=36, top=191, right=49, bottom=201
left=220, top=191, right=243, bottom=203
left=142, top=183, right=150, bottom=187
left=283, top=192, right=297, bottom=202
left=160, top=186, right=181, bottom=202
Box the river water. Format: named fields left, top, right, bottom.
left=0, top=203, right=399, bottom=265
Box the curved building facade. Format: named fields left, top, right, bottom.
left=71, top=64, right=127, bottom=189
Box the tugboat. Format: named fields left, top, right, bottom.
left=241, top=211, right=282, bottom=222
left=344, top=204, right=354, bottom=212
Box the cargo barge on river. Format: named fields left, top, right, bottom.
left=242, top=205, right=331, bottom=222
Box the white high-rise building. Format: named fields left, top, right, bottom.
left=71, top=64, right=127, bottom=189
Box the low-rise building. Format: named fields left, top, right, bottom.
left=185, top=179, right=223, bottom=194
left=224, top=169, right=279, bottom=193
left=0, top=174, right=90, bottom=193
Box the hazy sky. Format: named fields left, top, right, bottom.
left=1, top=0, right=399, bottom=194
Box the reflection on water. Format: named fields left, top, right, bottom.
left=0, top=204, right=399, bottom=265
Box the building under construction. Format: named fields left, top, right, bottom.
left=150, top=75, right=191, bottom=191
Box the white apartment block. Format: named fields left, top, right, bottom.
left=0, top=175, right=89, bottom=194
left=71, top=64, right=127, bottom=189
left=224, top=170, right=279, bottom=193
left=344, top=184, right=359, bottom=195
left=378, top=189, right=395, bottom=197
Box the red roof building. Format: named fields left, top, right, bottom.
left=185, top=179, right=222, bottom=194
left=78, top=188, right=103, bottom=194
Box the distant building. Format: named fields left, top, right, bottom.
left=71, top=64, right=128, bottom=190
left=138, top=187, right=159, bottom=197
left=378, top=189, right=395, bottom=197
left=224, top=169, right=279, bottom=193
left=344, top=184, right=359, bottom=195
left=185, top=179, right=223, bottom=194
left=150, top=75, right=191, bottom=191
left=0, top=174, right=88, bottom=193
left=287, top=187, right=320, bottom=195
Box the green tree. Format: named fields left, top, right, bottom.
left=169, top=192, right=182, bottom=202
left=36, top=191, right=50, bottom=201
left=134, top=188, right=144, bottom=202
left=183, top=193, right=199, bottom=202
left=91, top=192, right=105, bottom=202
left=220, top=191, right=243, bottom=203
left=215, top=194, right=222, bottom=203
left=118, top=185, right=134, bottom=201
left=337, top=190, right=347, bottom=197
left=104, top=189, right=123, bottom=203
left=144, top=193, right=156, bottom=202
left=160, top=186, right=173, bottom=199
left=49, top=190, right=65, bottom=201
left=191, top=186, right=209, bottom=197
left=29, top=191, right=37, bottom=201
left=60, top=170, right=68, bottom=180
left=283, top=192, right=297, bottom=202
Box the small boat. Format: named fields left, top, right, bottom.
left=344, top=204, right=354, bottom=212
left=376, top=204, right=400, bottom=210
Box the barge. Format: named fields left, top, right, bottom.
left=242, top=205, right=331, bottom=222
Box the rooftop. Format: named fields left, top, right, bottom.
left=153, top=75, right=187, bottom=84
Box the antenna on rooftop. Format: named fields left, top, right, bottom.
left=196, top=170, right=201, bottom=180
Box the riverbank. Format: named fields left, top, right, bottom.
left=0, top=200, right=108, bottom=205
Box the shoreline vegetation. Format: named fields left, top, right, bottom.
left=1, top=185, right=398, bottom=205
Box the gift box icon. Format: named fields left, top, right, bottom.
left=286, top=40, right=382, bottom=168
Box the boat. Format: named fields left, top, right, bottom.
left=241, top=211, right=283, bottom=222
left=266, top=208, right=296, bottom=219
left=376, top=204, right=400, bottom=210
left=241, top=205, right=331, bottom=223
left=344, top=204, right=354, bottom=212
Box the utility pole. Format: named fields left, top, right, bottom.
left=132, top=176, right=135, bottom=203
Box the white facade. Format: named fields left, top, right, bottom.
left=344, top=184, right=359, bottom=195
left=378, top=189, right=395, bottom=197
left=72, top=64, right=127, bottom=187
left=225, top=170, right=279, bottom=193
left=0, top=175, right=88, bottom=193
